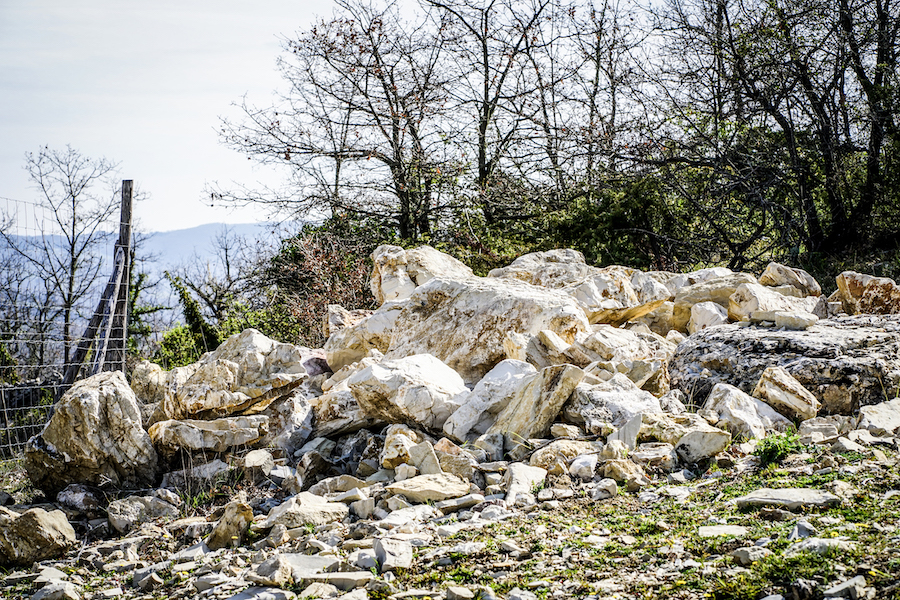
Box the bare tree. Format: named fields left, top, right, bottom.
left=0, top=146, right=120, bottom=368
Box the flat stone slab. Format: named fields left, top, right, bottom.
left=280, top=554, right=340, bottom=582
left=734, top=488, right=841, bottom=511
left=698, top=525, right=748, bottom=538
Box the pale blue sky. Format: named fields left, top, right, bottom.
left=0, top=0, right=334, bottom=232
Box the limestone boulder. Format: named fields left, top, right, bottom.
left=568, top=325, right=676, bottom=367
left=161, top=329, right=309, bottom=419
left=758, top=262, right=821, bottom=297
left=324, top=303, right=404, bottom=371
left=488, top=251, right=669, bottom=325
left=487, top=364, right=584, bottom=453
left=688, top=301, right=729, bottom=335
left=728, top=283, right=819, bottom=322
left=206, top=500, right=254, bottom=550
left=310, top=360, right=385, bottom=438
left=442, top=359, right=537, bottom=442
left=529, top=439, right=598, bottom=475
left=24, top=371, right=158, bottom=495
left=383, top=276, right=589, bottom=384
left=563, top=374, right=662, bottom=432
left=148, top=415, right=268, bottom=455
left=107, top=494, right=180, bottom=533
left=560, top=267, right=669, bottom=326
left=669, top=315, right=900, bottom=414
left=385, top=473, right=470, bottom=503
left=0, top=507, right=76, bottom=567
left=701, top=383, right=791, bottom=439
left=370, top=244, right=474, bottom=305
left=380, top=424, right=424, bottom=469
left=348, top=354, right=468, bottom=430
left=324, top=305, right=375, bottom=339
left=639, top=412, right=731, bottom=463
left=856, top=398, right=900, bottom=436
left=672, top=273, right=757, bottom=332
left=752, top=366, right=820, bottom=421
left=255, top=492, right=350, bottom=530
left=836, top=271, right=900, bottom=315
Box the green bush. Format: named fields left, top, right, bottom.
left=753, top=430, right=801, bottom=468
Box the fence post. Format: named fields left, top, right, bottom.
left=108, top=180, right=133, bottom=374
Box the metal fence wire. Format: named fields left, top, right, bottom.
left=0, top=185, right=133, bottom=462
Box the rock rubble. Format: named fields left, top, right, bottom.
left=4, top=248, right=900, bottom=599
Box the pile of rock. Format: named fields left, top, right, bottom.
left=4, top=245, right=900, bottom=599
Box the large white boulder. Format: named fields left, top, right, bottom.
left=563, top=374, right=662, bottom=432
left=24, top=371, right=158, bottom=495
left=672, top=273, right=757, bottom=332
left=758, top=262, right=821, bottom=297
left=488, top=250, right=669, bottom=325
left=688, top=301, right=729, bottom=335
left=384, top=276, right=589, bottom=384
left=442, top=359, right=537, bottom=442
left=160, top=329, right=309, bottom=419
left=148, top=415, right=269, bottom=454
left=323, top=302, right=405, bottom=371
left=752, top=366, right=820, bottom=421
left=701, top=383, right=791, bottom=439
left=348, top=354, right=468, bottom=430
left=370, top=244, right=474, bottom=305
left=728, top=283, right=819, bottom=322
left=487, top=364, right=584, bottom=453
left=639, top=412, right=731, bottom=463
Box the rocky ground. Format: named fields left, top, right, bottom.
left=2, top=428, right=900, bottom=600
left=3, top=246, right=900, bottom=600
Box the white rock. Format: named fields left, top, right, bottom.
left=380, top=425, right=424, bottom=469
left=487, top=365, right=584, bottom=454
left=23, top=371, right=158, bottom=495
left=504, top=463, right=547, bottom=505
left=753, top=366, right=820, bottom=421
left=161, top=328, right=308, bottom=419
left=673, top=273, right=757, bottom=331
left=639, top=413, right=731, bottom=462
left=729, top=283, right=819, bottom=322
left=0, top=507, right=77, bottom=567
left=569, top=454, right=598, bottom=479
left=564, top=374, right=662, bottom=431
left=148, top=415, right=269, bottom=454
left=702, top=383, right=791, bottom=439
left=758, top=263, right=821, bottom=297
left=107, top=495, right=179, bottom=534
left=856, top=397, right=900, bottom=436
left=383, top=276, right=590, bottom=384
left=255, top=493, right=350, bottom=529
left=688, top=301, right=729, bottom=334
left=592, top=478, right=618, bottom=500
left=733, top=488, right=841, bottom=510
left=443, top=360, right=537, bottom=442
left=374, top=538, right=414, bottom=572
left=385, top=474, right=470, bottom=503
left=323, top=303, right=404, bottom=371
left=349, top=354, right=468, bottom=430
left=370, top=245, right=474, bottom=305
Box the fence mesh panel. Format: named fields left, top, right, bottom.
left=1, top=194, right=126, bottom=462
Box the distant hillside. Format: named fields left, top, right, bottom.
left=139, top=223, right=279, bottom=273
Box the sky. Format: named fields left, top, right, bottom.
left=0, top=0, right=335, bottom=232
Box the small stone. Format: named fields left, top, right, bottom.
left=823, top=575, right=872, bottom=599
left=734, top=488, right=841, bottom=511
left=446, top=586, right=476, bottom=600
left=374, top=538, right=413, bottom=572
left=591, top=478, right=618, bottom=501
left=30, top=581, right=81, bottom=600
left=699, top=525, right=748, bottom=538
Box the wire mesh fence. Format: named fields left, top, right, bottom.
left=0, top=190, right=131, bottom=463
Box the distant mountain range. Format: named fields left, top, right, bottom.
left=139, top=222, right=283, bottom=273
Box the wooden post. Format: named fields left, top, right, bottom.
left=58, top=179, right=133, bottom=399
left=108, top=180, right=133, bottom=373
